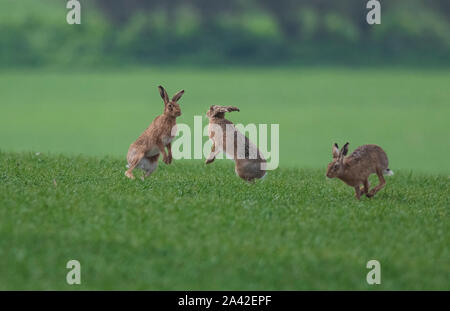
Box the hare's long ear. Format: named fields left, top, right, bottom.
left=226, top=106, right=240, bottom=112
left=332, top=143, right=339, bottom=158
left=172, top=90, right=185, bottom=102
left=158, top=85, right=169, bottom=104
left=340, top=142, right=349, bottom=157
left=214, top=106, right=240, bottom=113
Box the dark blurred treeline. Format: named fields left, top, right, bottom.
left=1, top=0, right=449, bottom=67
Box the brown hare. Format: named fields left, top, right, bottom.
left=205, top=105, right=266, bottom=182
left=326, top=142, right=394, bottom=199
left=125, top=85, right=184, bottom=180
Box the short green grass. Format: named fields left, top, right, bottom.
left=1, top=68, right=449, bottom=289
left=0, top=151, right=448, bottom=290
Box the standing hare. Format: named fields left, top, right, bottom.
left=125, top=85, right=184, bottom=180
left=326, top=142, right=393, bottom=199
left=205, top=105, right=266, bottom=182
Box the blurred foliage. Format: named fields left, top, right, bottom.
left=0, top=0, right=449, bottom=67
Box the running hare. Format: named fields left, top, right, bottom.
left=326, top=143, right=393, bottom=199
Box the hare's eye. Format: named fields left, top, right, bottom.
left=168, top=104, right=173, bottom=108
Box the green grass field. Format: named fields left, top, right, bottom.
left=0, top=152, right=448, bottom=290
left=0, top=68, right=449, bottom=290
left=1, top=68, right=449, bottom=173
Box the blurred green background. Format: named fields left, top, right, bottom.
left=1, top=0, right=449, bottom=67
left=0, top=0, right=449, bottom=173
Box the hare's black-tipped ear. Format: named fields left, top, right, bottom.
left=341, top=142, right=349, bottom=156
left=215, top=106, right=239, bottom=113
left=172, top=90, right=185, bottom=102
left=332, top=143, right=339, bottom=158
left=158, top=85, right=169, bottom=104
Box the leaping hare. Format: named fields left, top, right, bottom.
left=205, top=105, right=266, bottom=182
left=326, top=143, right=394, bottom=199
left=125, top=85, right=184, bottom=180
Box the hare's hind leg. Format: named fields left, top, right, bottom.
left=367, top=170, right=386, bottom=197
left=363, top=179, right=370, bottom=197
left=125, top=150, right=144, bottom=179
left=142, top=154, right=159, bottom=180
left=354, top=186, right=363, bottom=200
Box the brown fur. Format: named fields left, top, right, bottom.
left=205, top=105, right=266, bottom=182
left=326, top=143, right=392, bottom=199
left=125, top=85, right=184, bottom=180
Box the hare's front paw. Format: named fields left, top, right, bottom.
left=163, top=155, right=170, bottom=164
left=205, top=158, right=215, bottom=164
left=167, top=154, right=173, bottom=164
left=125, top=171, right=135, bottom=179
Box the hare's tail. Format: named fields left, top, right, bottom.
left=383, top=168, right=394, bottom=176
